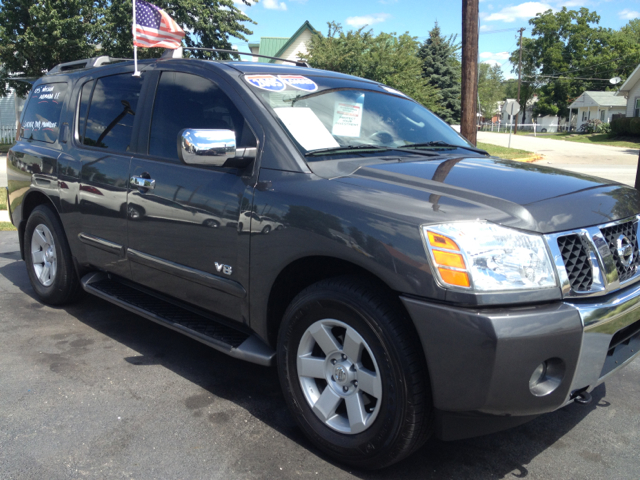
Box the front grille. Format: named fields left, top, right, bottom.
left=558, top=234, right=593, bottom=291
left=600, top=220, right=640, bottom=282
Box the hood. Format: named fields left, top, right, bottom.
left=312, top=156, right=640, bottom=234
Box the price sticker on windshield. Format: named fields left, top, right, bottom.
left=278, top=75, right=318, bottom=92
left=332, top=94, right=365, bottom=137
left=245, top=75, right=286, bottom=92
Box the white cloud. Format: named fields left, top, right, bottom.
left=480, top=51, right=511, bottom=60
left=378, top=0, right=398, bottom=4
left=619, top=9, right=640, bottom=20
left=482, top=60, right=502, bottom=66
left=560, top=0, right=589, bottom=7
left=263, top=0, right=287, bottom=10
left=485, top=2, right=553, bottom=22
left=480, top=25, right=494, bottom=32
left=345, top=13, right=391, bottom=27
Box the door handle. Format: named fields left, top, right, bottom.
left=131, top=176, right=155, bottom=190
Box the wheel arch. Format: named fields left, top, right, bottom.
left=18, top=191, right=61, bottom=260
left=265, top=255, right=416, bottom=349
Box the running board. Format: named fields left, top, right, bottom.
left=81, top=272, right=275, bottom=366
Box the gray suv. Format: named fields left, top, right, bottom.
left=5, top=52, right=640, bottom=469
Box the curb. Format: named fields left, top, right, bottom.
left=511, top=154, right=544, bottom=163
left=0, top=209, right=10, bottom=223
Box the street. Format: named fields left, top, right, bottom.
left=477, top=132, right=640, bottom=186
left=1, top=230, right=640, bottom=479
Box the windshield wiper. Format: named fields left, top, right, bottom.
left=305, top=144, right=391, bottom=156
left=401, top=141, right=488, bottom=155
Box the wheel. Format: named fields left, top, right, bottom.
left=541, top=128, right=547, bottom=133
left=203, top=218, right=220, bottom=228
left=261, top=225, right=271, bottom=235
left=277, top=276, right=432, bottom=469
left=24, top=204, right=82, bottom=305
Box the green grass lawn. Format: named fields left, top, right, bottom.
left=0, top=188, right=6, bottom=210
left=0, top=143, right=13, bottom=153
left=477, top=142, right=535, bottom=160
left=0, top=222, right=16, bottom=231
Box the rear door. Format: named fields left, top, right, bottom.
left=67, top=72, right=144, bottom=278
left=126, top=67, right=257, bottom=323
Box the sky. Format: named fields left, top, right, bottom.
left=229, top=0, right=639, bottom=79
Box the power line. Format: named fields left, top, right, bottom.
left=524, top=74, right=617, bottom=81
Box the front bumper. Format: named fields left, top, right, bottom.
left=401, top=281, right=640, bottom=440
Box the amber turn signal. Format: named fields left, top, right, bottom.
left=433, top=250, right=466, bottom=269
left=427, top=231, right=460, bottom=251
left=438, top=267, right=470, bottom=287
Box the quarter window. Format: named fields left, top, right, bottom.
left=149, top=71, right=254, bottom=161
left=83, top=74, right=143, bottom=151
left=21, top=83, right=67, bottom=143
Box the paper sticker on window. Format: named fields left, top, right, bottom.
left=245, top=75, right=286, bottom=92
left=274, top=107, right=339, bottom=151
left=332, top=95, right=364, bottom=137
left=278, top=75, right=318, bottom=92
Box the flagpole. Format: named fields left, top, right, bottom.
left=132, top=0, right=141, bottom=76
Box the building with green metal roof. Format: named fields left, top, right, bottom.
left=248, top=21, right=318, bottom=64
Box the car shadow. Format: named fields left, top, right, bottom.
left=0, top=241, right=609, bottom=478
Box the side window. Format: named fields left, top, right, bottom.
left=21, top=83, right=67, bottom=143
left=83, top=74, right=143, bottom=151
left=149, top=71, right=255, bottom=161
left=77, top=80, right=94, bottom=143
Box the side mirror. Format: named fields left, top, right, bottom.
left=178, top=129, right=256, bottom=168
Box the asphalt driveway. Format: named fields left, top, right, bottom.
left=2, top=229, right=640, bottom=479
left=477, top=132, right=639, bottom=186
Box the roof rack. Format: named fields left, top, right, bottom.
left=178, top=47, right=310, bottom=67
left=46, top=56, right=131, bottom=75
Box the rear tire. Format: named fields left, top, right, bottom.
left=24, top=204, right=83, bottom=305
left=277, top=276, right=433, bottom=469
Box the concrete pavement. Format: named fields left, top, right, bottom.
left=1, top=154, right=8, bottom=223
left=477, top=132, right=639, bottom=186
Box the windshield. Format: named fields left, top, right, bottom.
left=244, top=74, right=473, bottom=159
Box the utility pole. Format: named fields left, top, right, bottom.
left=461, top=0, right=479, bottom=145
left=514, top=27, right=526, bottom=135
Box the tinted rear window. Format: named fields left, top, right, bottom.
left=83, top=74, right=143, bottom=151
left=21, top=83, right=67, bottom=143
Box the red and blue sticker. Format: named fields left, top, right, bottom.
left=278, top=75, right=318, bottom=92
left=245, top=75, right=286, bottom=92
left=245, top=74, right=318, bottom=93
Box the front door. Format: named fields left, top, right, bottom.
left=127, top=70, right=256, bottom=323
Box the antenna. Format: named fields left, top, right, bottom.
left=610, top=77, right=622, bottom=85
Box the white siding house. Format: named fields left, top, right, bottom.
left=247, top=21, right=318, bottom=65
left=568, top=91, right=627, bottom=130
left=616, top=64, right=640, bottom=117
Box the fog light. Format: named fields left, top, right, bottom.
left=529, top=358, right=565, bottom=397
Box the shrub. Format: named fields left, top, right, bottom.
left=630, top=117, right=640, bottom=136
left=611, top=117, right=632, bottom=135
left=578, top=119, right=607, bottom=134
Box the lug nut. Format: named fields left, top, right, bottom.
left=342, top=354, right=347, bottom=360
left=331, top=359, right=337, bottom=365
left=354, top=381, right=358, bottom=387
left=343, top=386, right=348, bottom=393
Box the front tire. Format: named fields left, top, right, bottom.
left=24, top=204, right=82, bottom=305
left=277, top=276, right=433, bottom=469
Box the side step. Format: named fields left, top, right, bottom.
left=81, top=272, right=275, bottom=366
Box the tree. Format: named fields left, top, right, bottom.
left=418, top=23, right=461, bottom=124
left=515, top=7, right=637, bottom=119
left=477, top=63, right=504, bottom=118
left=0, top=0, right=257, bottom=96
left=99, top=0, right=256, bottom=59
left=302, top=22, right=441, bottom=112
left=0, top=0, right=102, bottom=95
left=507, top=36, right=540, bottom=124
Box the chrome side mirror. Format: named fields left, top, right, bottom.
left=178, top=129, right=238, bottom=167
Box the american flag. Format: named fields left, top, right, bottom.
left=133, top=0, right=185, bottom=49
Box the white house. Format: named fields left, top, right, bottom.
left=615, top=63, right=640, bottom=117
left=567, top=91, right=627, bottom=130
left=248, top=21, right=318, bottom=64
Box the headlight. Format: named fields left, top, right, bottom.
left=422, top=221, right=557, bottom=292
